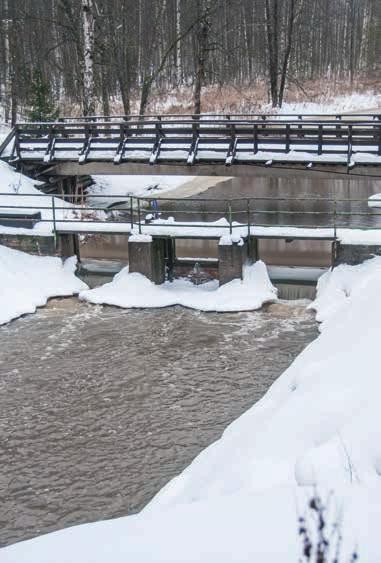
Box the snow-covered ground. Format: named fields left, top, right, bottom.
left=0, top=162, right=191, bottom=236
left=3, top=256, right=381, bottom=562
left=0, top=122, right=10, bottom=144
left=0, top=160, right=78, bottom=235
left=88, top=175, right=190, bottom=206
left=256, top=91, right=381, bottom=116
left=79, top=260, right=277, bottom=312
left=0, top=245, right=88, bottom=325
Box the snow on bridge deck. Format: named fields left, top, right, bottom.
left=1, top=114, right=380, bottom=174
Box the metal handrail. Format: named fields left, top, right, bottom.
left=2, top=192, right=381, bottom=203
left=1, top=193, right=381, bottom=240
left=15, top=118, right=381, bottom=127
left=58, top=113, right=381, bottom=121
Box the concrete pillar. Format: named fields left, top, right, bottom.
left=248, top=236, right=259, bottom=262
left=128, top=234, right=166, bottom=284
left=334, top=243, right=381, bottom=266
left=57, top=233, right=80, bottom=260
left=218, top=236, right=247, bottom=285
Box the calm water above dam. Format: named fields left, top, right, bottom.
left=82, top=174, right=381, bottom=267
left=0, top=298, right=318, bottom=546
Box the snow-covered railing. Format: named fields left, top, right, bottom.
left=1, top=116, right=380, bottom=167
left=1, top=193, right=381, bottom=247
left=57, top=113, right=381, bottom=122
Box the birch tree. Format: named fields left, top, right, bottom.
left=81, top=0, right=96, bottom=116
left=175, top=0, right=182, bottom=85
left=2, top=0, right=11, bottom=122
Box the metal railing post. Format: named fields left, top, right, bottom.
left=333, top=198, right=337, bottom=241
left=228, top=202, right=233, bottom=235
left=52, top=196, right=56, bottom=234
left=137, top=197, right=142, bottom=234
left=347, top=124, right=353, bottom=172
left=247, top=199, right=251, bottom=258
left=130, top=196, right=134, bottom=230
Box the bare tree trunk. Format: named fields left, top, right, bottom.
left=101, top=68, right=110, bottom=116
left=193, top=0, right=211, bottom=114
left=139, top=78, right=152, bottom=117
left=10, top=71, right=17, bottom=126
left=278, top=0, right=296, bottom=107
left=81, top=0, right=96, bottom=116
left=3, top=0, right=11, bottom=123
left=119, top=79, right=131, bottom=116
left=349, top=0, right=355, bottom=86
left=265, top=0, right=279, bottom=108
left=176, top=0, right=182, bottom=85
left=137, top=0, right=143, bottom=85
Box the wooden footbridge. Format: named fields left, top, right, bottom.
left=1, top=113, right=380, bottom=178
left=1, top=113, right=381, bottom=283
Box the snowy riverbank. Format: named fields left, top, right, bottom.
left=2, top=256, right=381, bottom=561
left=0, top=245, right=88, bottom=325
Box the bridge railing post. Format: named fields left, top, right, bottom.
left=317, top=124, right=323, bottom=155
left=253, top=124, right=258, bottom=154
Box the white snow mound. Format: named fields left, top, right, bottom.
left=0, top=245, right=88, bottom=324
left=79, top=260, right=277, bottom=312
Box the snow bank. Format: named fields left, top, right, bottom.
left=80, top=261, right=277, bottom=312
left=309, top=256, right=381, bottom=330
left=271, top=91, right=381, bottom=115
left=88, top=175, right=190, bottom=207
left=0, top=245, right=88, bottom=325
left=0, top=122, right=10, bottom=145
left=0, top=160, right=76, bottom=236
left=4, top=257, right=381, bottom=561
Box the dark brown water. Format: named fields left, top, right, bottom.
left=0, top=299, right=318, bottom=546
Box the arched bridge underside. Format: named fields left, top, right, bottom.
left=1, top=114, right=380, bottom=178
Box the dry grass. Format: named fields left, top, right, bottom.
left=57, top=73, right=381, bottom=117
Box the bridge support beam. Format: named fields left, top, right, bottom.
left=57, top=233, right=80, bottom=260
left=128, top=235, right=166, bottom=284
left=218, top=237, right=247, bottom=285
left=334, top=242, right=381, bottom=266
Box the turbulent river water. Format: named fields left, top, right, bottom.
left=0, top=298, right=318, bottom=546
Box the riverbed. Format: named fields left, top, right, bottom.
left=0, top=298, right=318, bottom=546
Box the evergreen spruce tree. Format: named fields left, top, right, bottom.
left=27, top=70, right=58, bottom=122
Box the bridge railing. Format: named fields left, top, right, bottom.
left=57, top=113, right=381, bottom=123
left=4, top=116, right=381, bottom=165
left=1, top=193, right=381, bottom=243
